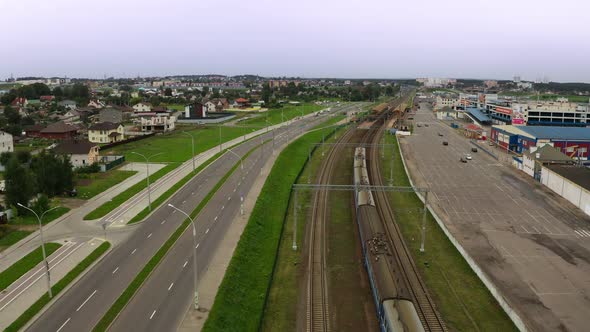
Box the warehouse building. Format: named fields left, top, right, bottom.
left=541, top=165, right=590, bottom=217
left=490, top=125, right=590, bottom=159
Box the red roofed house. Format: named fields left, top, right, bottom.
left=234, top=98, right=249, bottom=108
left=464, top=123, right=484, bottom=139
left=40, top=122, right=79, bottom=140
left=40, top=95, right=55, bottom=103
left=11, top=97, right=28, bottom=107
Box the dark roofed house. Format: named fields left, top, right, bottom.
left=24, top=124, right=45, bottom=138
left=99, top=108, right=123, bottom=123
left=54, top=140, right=99, bottom=168
left=40, top=122, right=79, bottom=140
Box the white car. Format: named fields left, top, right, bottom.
left=465, top=154, right=472, bottom=160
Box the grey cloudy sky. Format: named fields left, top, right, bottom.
left=2, top=0, right=589, bottom=82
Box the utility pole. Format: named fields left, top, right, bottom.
left=420, top=191, right=429, bottom=253
left=17, top=204, right=60, bottom=298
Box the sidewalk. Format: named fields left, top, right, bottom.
left=0, top=237, right=106, bottom=331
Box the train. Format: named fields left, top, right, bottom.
left=353, top=147, right=424, bottom=332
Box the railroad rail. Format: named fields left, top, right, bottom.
left=305, top=128, right=355, bottom=332
left=361, top=102, right=447, bottom=331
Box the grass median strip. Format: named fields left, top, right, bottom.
left=203, top=122, right=341, bottom=331
left=128, top=150, right=225, bottom=224
left=382, top=135, right=516, bottom=331
left=5, top=241, right=111, bottom=332
left=93, top=143, right=262, bottom=332
left=0, top=243, right=61, bottom=292
left=83, top=163, right=177, bottom=220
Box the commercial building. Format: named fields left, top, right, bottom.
left=521, top=144, right=573, bottom=179
left=490, top=125, right=590, bottom=159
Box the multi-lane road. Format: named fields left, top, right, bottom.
left=401, top=103, right=590, bottom=331
left=26, top=104, right=359, bottom=332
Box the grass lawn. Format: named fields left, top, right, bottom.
left=76, top=170, right=137, bottom=199
left=239, top=104, right=324, bottom=127
left=12, top=207, right=70, bottom=226
left=381, top=134, right=516, bottom=331
left=6, top=241, right=111, bottom=332
left=0, top=243, right=62, bottom=291
left=0, top=230, right=32, bottom=251
left=106, top=126, right=249, bottom=163
left=204, top=120, right=343, bottom=331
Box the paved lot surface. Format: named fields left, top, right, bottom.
left=400, top=103, right=590, bottom=332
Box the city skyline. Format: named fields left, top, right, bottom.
left=2, top=0, right=590, bottom=82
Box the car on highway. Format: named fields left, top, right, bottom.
left=443, top=141, right=448, bottom=146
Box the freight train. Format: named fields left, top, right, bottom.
left=353, top=147, right=424, bottom=332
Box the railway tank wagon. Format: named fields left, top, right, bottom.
left=353, top=147, right=424, bottom=332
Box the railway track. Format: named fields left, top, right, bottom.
left=305, top=128, right=355, bottom=332
left=361, top=102, right=447, bottom=332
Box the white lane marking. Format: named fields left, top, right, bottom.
left=233, top=188, right=236, bottom=193
left=112, top=267, right=119, bottom=274
left=238, top=181, right=241, bottom=186
left=56, top=318, right=71, bottom=332
left=227, top=196, right=231, bottom=201
left=183, top=261, right=188, bottom=268
left=214, top=216, right=218, bottom=221
left=76, top=290, right=97, bottom=312
left=131, top=248, right=137, bottom=255
left=168, top=283, right=174, bottom=291
left=195, top=243, right=200, bottom=249
left=150, top=309, right=157, bottom=320
left=221, top=205, right=224, bottom=210
left=582, top=230, right=590, bottom=237
left=191, top=192, right=195, bottom=195
left=161, top=220, right=166, bottom=225
left=205, top=228, right=209, bottom=234
left=182, top=200, right=186, bottom=204
left=147, top=233, right=152, bottom=239
left=172, top=210, right=176, bottom=214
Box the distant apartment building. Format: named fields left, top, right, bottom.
left=484, top=80, right=498, bottom=89
left=416, top=77, right=457, bottom=88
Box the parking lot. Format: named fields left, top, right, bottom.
left=399, top=103, right=590, bottom=332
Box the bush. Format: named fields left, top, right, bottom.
left=76, top=163, right=101, bottom=174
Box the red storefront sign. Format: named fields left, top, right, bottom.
left=495, top=106, right=513, bottom=115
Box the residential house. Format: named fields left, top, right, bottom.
left=40, top=122, right=79, bottom=139
left=99, top=108, right=123, bottom=123
left=40, top=95, right=55, bottom=103
left=234, top=98, right=249, bottom=108
left=140, top=114, right=176, bottom=132
left=53, top=140, right=99, bottom=168
left=11, top=97, right=28, bottom=107
left=203, top=98, right=229, bottom=113
left=76, top=107, right=99, bottom=123
left=58, top=100, right=77, bottom=110
left=184, top=102, right=206, bottom=119
left=522, top=144, right=573, bottom=179
left=0, top=131, right=14, bottom=153
left=24, top=124, right=45, bottom=138
left=87, top=99, right=105, bottom=109
left=88, top=122, right=125, bottom=143
left=59, top=109, right=80, bottom=124
left=133, top=102, right=152, bottom=113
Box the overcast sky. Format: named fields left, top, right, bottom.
left=1, top=0, right=589, bottom=82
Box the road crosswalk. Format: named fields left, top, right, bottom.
left=574, top=229, right=590, bottom=238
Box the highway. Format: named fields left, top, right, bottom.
left=25, top=104, right=357, bottom=332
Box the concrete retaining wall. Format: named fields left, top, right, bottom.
left=541, top=166, right=590, bottom=217
left=397, top=139, right=528, bottom=332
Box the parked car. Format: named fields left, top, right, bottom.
left=424, top=123, right=429, bottom=127
left=465, top=154, right=472, bottom=160
left=471, top=147, right=478, bottom=152
left=438, top=133, right=443, bottom=137
left=489, top=141, right=494, bottom=146
left=443, top=141, right=449, bottom=146
left=417, top=123, right=422, bottom=127
left=460, top=157, right=467, bottom=163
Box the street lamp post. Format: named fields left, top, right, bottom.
left=182, top=131, right=196, bottom=174
left=265, top=120, right=275, bottom=154
left=131, top=151, right=164, bottom=212
left=167, top=204, right=200, bottom=310
left=218, top=125, right=222, bottom=152
left=17, top=203, right=60, bottom=299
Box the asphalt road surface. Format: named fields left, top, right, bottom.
left=400, top=103, right=590, bottom=331
left=26, top=104, right=357, bottom=332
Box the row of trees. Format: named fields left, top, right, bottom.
left=0, top=83, right=90, bottom=105
left=0, top=105, right=35, bottom=136
left=3, top=151, right=74, bottom=213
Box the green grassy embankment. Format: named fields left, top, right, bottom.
left=240, top=104, right=324, bottom=127
left=76, top=170, right=137, bottom=199
left=203, top=121, right=342, bottom=331
left=5, top=241, right=111, bottom=332
left=0, top=243, right=62, bottom=291
left=381, top=134, right=516, bottom=331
